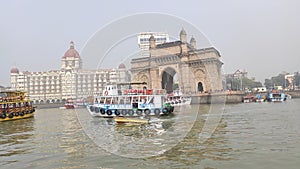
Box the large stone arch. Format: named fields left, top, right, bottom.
left=160, top=67, right=177, bottom=93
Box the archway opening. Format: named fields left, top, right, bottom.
left=198, top=82, right=204, bottom=93
left=162, top=67, right=177, bottom=94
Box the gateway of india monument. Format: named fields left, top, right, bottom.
left=131, top=28, right=223, bottom=94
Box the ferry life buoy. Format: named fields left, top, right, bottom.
left=104, top=91, right=108, bottom=96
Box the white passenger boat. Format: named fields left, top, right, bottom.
left=267, top=90, right=286, bottom=102
left=166, top=95, right=192, bottom=106
left=86, top=84, right=174, bottom=117
left=165, top=89, right=191, bottom=106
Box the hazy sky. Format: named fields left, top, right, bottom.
left=1, top=0, right=299, bottom=86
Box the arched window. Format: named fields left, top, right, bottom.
left=198, top=82, right=203, bottom=92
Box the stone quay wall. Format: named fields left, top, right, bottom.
left=190, top=91, right=244, bottom=104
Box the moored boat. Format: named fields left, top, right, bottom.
left=243, top=94, right=255, bottom=103
left=267, top=90, right=286, bottom=102
left=166, top=95, right=192, bottom=106
left=64, top=98, right=86, bottom=109
left=165, top=89, right=191, bottom=106
left=0, top=90, right=36, bottom=122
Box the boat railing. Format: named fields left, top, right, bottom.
left=122, top=89, right=166, bottom=95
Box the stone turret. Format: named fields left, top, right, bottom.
left=149, top=35, right=156, bottom=49
left=190, top=36, right=196, bottom=48
left=180, top=28, right=187, bottom=43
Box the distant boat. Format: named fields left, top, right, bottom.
left=64, top=98, right=86, bottom=109
left=165, top=89, right=192, bottom=106
left=267, top=90, right=286, bottom=102
left=0, top=90, right=36, bottom=122
left=243, top=93, right=266, bottom=103
left=254, top=93, right=265, bottom=102
left=243, top=94, right=255, bottom=103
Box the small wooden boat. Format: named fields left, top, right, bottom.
left=114, top=117, right=149, bottom=124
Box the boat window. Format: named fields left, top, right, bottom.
left=132, top=102, right=138, bottom=108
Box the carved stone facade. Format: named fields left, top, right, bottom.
left=131, top=29, right=223, bottom=94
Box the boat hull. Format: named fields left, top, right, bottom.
left=0, top=111, right=35, bottom=122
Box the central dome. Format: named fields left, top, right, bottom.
left=63, top=41, right=80, bottom=58
left=10, top=66, right=19, bottom=74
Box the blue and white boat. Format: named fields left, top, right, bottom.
left=86, top=84, right=174, bottom=117
left=267, top=90, right=286, bottom=102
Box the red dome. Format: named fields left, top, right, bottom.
left=63, top=41, right=80, bottom=58
left=118, top=63, right=126, bottom=69
left=10, top=66, right=19, bottom=74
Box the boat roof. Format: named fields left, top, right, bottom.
left=0, top=90, right=26, bottom=94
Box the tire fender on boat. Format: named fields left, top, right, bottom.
left=121, top=109, right=127, bottom=115
left=90, top=106, right=94, bottom=112
left=128, top=109, right=134, bottom=116
left=100, top=108, right=105, bottom=114
left=8, top=113, right=14, bottom=118
left=1, top=113, right=6, bottom=119
left=114, top=109, right=120, bottom=116
left=136, top=109, right=142, bottom=115
left=106, top=109, right=112, bottom=116
left=154, top=109, right=160, bottom=115
left=144, top=109, right=150, bottom=115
